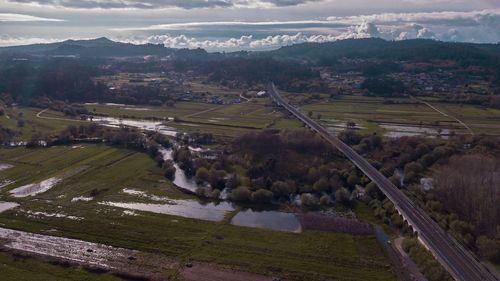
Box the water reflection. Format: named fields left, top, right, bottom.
left=10, top=177, right=62, bottom=198
left=159, top=148, right=200, bottom=193
left=231, top=210, right=302, bottom=233
left=0, top=202, right=19, bottom=213
left=91, top=116, right=178, bottom=136
left=101, top=200, right=234, bottom=221
left=380, top=124, right=450, bottom=138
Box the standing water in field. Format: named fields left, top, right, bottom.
left=90, top=116, right=178, bottom=136
left=0, top=202, right=19, bottom=213
left=231, top=210, right=302, bottom=233
left=101, top=200, right=234, bottom=221
left=10, top=177, right=63, bottom=198
left=0, top=163, right=13, bottom=171
left=9, top=167, right=86, bottom=198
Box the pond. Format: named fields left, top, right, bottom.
left=231, top=210, right=302, bottom=233
left=100, top=200, right=234, bottom=222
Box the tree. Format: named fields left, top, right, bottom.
left=229, top=186, right=251, bottom=202
left=195, top=167, right=209, bottom=183
left=347, top=174, right=360, bottom=187
left=435, top=155, right=499, bottom=236
left=312, top=178, right=329, bottom=193
left=163, top=160, right=176, bottom=181
left=251, top=189, right=274, bottom=204
left=270, top=181, right=296, bottom=197
left=301, top=193, right=319, bottom=207
left=335, top=187, right=351, bottom=204
left=209, top=168, right=226, bottom=189
left=319, top=195, right=331, bottom=206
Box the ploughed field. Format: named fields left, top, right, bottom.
left=0, top=145, right=396, bottom=281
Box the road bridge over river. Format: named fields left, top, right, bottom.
left=268, top=83, right=497, bottom=281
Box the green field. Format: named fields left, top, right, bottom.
left=0, top=252, right=119, bottom=281
left=0, top=145, right=396, bottom=281
left=300, top=95, right=500, bottom=136
left=0, top=107, right=85, bottom=140
left=84, top=100, right=300, bottom=139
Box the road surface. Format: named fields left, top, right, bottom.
left=268, top=83, right=497, bottom=281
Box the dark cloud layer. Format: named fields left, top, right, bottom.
left=7, top=0, right=319, bottom=9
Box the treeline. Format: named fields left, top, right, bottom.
left=173, top=57, right=326, bottom=93
left=185, top=129, right=364, bottom=206
left=0, top=58, right=106, bottom=104
left=272, top=38, right=500, bottom=71
left=344, top=129, right=500, bottom=264
left=361, top=77, right=408, bottom=97
left=0, top=57, right=178, bottom=106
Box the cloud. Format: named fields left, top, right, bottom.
left=261, top=0, right=321, bottom=6
left=0, top=36, right=65, bottom=46
left=326, top=9, right=500, bottom=27
left=127, top=33, right=337, bottom=51
left=0, top=13, right=64, bottom=22
left=112, top=20, right=345, bottom=31
left=6, top=0, right=322, bottom=9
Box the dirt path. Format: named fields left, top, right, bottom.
left=36, top=108, right=84, bottom=122
left=183, top=106, right=221, bottom=119
left=180, top=262, right=279, bottom=281
left=393, top=237, right=428, bottom=281
left=410, top=96, right=474, bottom=135
left=239, top=93, right=252, bottom=103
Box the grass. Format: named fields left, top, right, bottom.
left=0, top=107, right=84, bottom=140
left=299, top=95, right=500, bottom=136
left=84, top=101, right=298, bottom=139
left=0, top=252, right=119, bottom=281
left=0, top=145, right=397, bottom=281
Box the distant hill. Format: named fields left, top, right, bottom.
left=268, top=38, right=500, bottom=66
left=0, top=37, right=209, bottom=58
left=1, top=37, right=499, bottom=67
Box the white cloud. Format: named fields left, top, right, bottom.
left=326, top=8, right=500, bottom=26
left=0, top=13, right=64, bottom=22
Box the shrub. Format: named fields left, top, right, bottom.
left=251, top=189, right=274, bottom=204
left=229, top=186, right=251, bottom=202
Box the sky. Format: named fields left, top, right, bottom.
left=0, top=0, right=499, bottom=51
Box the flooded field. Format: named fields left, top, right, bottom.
left=91, top=116, right=178, bottom=136
left=10, top=167, right=86, bottom=198
left=231, top=210, right=302, bottom=233
left=381, top=124, right=450, bottom=138
left=0, top=227, right=175, bottom=278
left=0, top=202, right=19, bottom=213
left=10, top=177, right=63, bottom=198
left=101, top=200, right=234, bottom=221
left=0, top=163, right=13, bottom=171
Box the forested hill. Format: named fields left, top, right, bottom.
left=0, top=37, right=212, bottom=59
left=2, top=37, right=500, bottom=66
left=268, top=38, right=500, bottom=66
